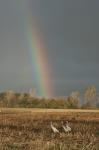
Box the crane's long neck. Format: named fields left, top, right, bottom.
left=66, top=122, right=69, bottom=127
left=51, top=122, right=53, bottom=127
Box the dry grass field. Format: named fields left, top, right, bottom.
left=0, top=108, right=99, bottom=150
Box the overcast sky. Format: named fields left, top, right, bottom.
left=0, top=0, right=99, bottom=97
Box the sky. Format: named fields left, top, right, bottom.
left=0, top=0, right=99, bottom=97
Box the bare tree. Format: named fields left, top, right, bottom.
left=84, top=86, right=96, bottom=107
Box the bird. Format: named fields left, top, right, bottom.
left=62, top=121, right=71, bottom=133
left=61, top=121, right=67, bottom=132
left=65, top=121, right=71, bottom=132
left=50, top=121, right=59, bottom=133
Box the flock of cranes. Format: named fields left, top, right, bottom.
left=51, top=121, right=71, bottom=134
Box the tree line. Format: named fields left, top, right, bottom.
left=0, top=86, right=99, bottom=109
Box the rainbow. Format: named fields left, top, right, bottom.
left=26, top=17, right=52, bottom=98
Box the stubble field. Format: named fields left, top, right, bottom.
left=0, top=108, right=99, bottom=150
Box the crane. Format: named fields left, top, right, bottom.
left=50, top=121, right=59, bottom=133
left=65, top=121, right=71, bottom=132
left=62, top=121, right=71, bottom=133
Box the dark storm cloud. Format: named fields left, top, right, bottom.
left=0, top=0, right=99, bottom=96
left=29, top=0, right=99, bottom=95
left=30, top=0, right=99, bottom=62
left=0, top=0, right=34, bottom=92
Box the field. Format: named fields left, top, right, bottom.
left=0, top=108, right=99, bottom=150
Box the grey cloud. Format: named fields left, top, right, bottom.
left=0, top=0, right=99, bottom=96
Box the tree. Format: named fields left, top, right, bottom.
left=70, top=91, right=80, bottom=101
left=84, top=86, right=96, bottom=107
left=66, top=96, right=79, bottom=109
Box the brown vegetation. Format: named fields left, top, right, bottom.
left=0, top=108, right=99, bottom=149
